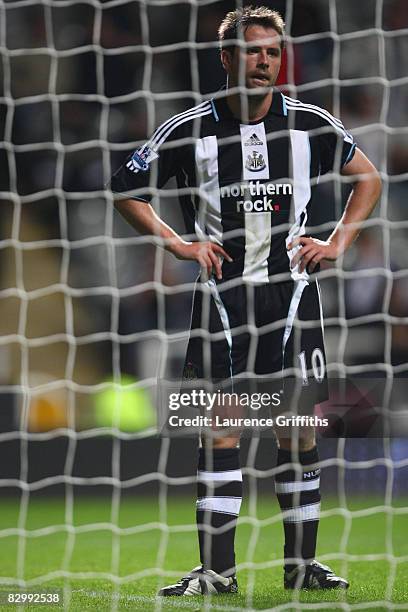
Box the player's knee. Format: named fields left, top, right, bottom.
left=201, top=436, right=240, bottom=449
left=275, top=426, right=316, bottom=451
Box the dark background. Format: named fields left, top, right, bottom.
left=0, top=0, right=407, bottom=496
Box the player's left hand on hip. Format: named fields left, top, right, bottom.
left=287, top=237, right=338, bottom=273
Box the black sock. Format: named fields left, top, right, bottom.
left=196, top=447, right=242, bottom=577
left=275, top=446, right=321, bottom=572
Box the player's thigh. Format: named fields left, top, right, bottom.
left=294, top=280, right=327, bottom=385
left=183, top=282, right=233, bottom=381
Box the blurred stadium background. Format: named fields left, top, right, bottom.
left=0, top=0, right=408, bottom=608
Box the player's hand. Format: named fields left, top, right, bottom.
left=287, top=237, right=339, bottom=273
left=172, top=241, right=233, bottom=280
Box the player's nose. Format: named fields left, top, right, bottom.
left=257, top=51, right=269, bottom=67
left=257, top=62, right=269, bottom=73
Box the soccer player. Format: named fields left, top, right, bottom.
left=110, top=6, right=381, bottom=595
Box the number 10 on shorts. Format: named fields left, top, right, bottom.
left=298, top=349, right=325, bottom=385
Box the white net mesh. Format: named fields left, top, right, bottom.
left=0, top=0, right=408, bottom=609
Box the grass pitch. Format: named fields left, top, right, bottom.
left=0, top=495, right=407, bottom=610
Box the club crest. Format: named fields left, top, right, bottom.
left=126, top=146, right=155, bottom=173
left=245, top=151, right=266, bottom=172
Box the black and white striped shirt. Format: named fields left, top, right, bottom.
left=110, top=91, right=356, bottom=284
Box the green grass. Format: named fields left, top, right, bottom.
left=0, top=496, right=407, bottom=610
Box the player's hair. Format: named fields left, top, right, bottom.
left=218, top=5, right=286, bottom=53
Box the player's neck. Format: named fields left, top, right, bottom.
left=226, top=91, right=273, bottom=123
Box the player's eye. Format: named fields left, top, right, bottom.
left=267, top=48, right=280, bottom=57
left=247, top=47, right=260, bottom=54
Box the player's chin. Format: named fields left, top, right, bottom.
left=246, top=81, right=272, bottom=95
left=247, top=76, right=272, bottom=89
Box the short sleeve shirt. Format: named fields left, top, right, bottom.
left=110, top=91, right=356, bottom=283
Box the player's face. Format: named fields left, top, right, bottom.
left=222, top=25, right=282, bottom=92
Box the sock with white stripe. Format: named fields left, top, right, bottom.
left=196, top=447, right=242, bottom=577
left=275, top=446, right=321, bottom=572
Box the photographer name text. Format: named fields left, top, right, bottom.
left=168, top=415, right=329, bottom=428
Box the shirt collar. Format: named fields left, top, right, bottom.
left=212, top=88, right=287, bottom=121
left=269, top=90, right=287, bottom=116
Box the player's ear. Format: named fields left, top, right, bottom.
left=220, top=48, right=232, bottom=73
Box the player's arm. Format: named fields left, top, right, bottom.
left=114, top=198, right=232, bottom=280
left=288, top=148, right=382, bottom=272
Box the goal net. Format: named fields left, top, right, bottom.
left=0, top=0, right=407, bottom=609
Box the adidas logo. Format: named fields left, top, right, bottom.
left=244, top=133, right=263, bottom=146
